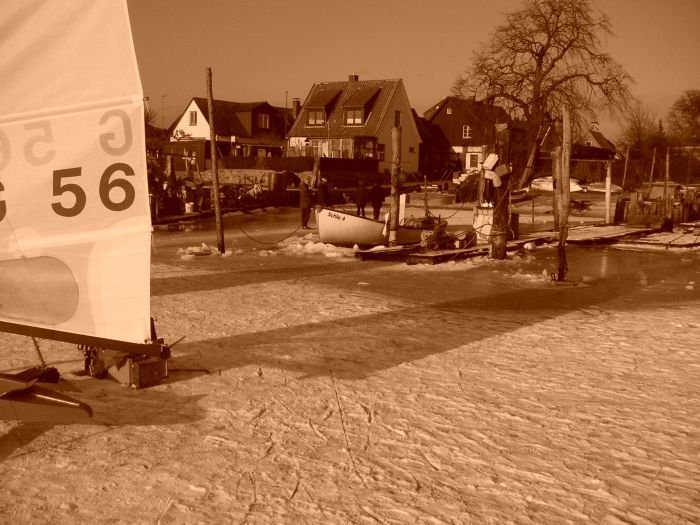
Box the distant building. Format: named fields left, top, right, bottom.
left=420, top=96, right=510, bottom=174
left=582, top=121, right=617, bottom=155
left=169, top=97, right=293, bottom=158
left=287, top=74, right=422, bottom=174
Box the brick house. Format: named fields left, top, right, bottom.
left=421, top=96, right=510, bottom=174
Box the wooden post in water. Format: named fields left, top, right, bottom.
left=605, top=160, right=612, bottom=224
left=554, top=107, right=571, bottom=281
left=664, top=146, right=671, bottom=219
left=490, top=126, right=511, bottom=260
left=206, top=67, right=225, bottom=253
left=389, top=126, right=401, bottom=246
left=647, top=147, right=657, bottom=193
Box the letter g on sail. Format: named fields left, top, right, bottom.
left=99, top=109, right=132, bottom=155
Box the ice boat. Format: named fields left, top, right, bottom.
left=0, top=0, right=169, bottom=420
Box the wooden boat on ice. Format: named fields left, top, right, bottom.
left=317, top=207, right=434, bottom=246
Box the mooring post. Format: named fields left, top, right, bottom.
left=206, top=67, right=225, bottom=254
left=389, top=126, right=401, bottom=246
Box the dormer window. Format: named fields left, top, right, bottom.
left=307, top=109, right=325, bottom=126
left=342, top=85, right=379, bottom=127
left=345, top=109, right=363, bottom=125
left=462, top=125, right=472, bottom=139
left=257, top=113, right=270, bottom=129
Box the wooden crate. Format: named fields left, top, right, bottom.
left=108, top=355, right=168, bottom=389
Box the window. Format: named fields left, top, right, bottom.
left=447, top=108, right=452, bottom=115
left=355, top=137, right=376, bottom=158
left=377, top=143, right=385, bottom=161
left=188, top=111, right=197, bottom=126
left=307, top=109, right=325, bottom=126
left=345, top=109, right=363, bottom=125
left=394, top=110, right=401, bottom=127
left=257, top=113, right=270, bottom=129
left=469, top=154, right=479, bottom=168
left=462, top=125, right=472, bottom=139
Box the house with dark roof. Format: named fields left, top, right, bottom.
left=169, top=97, right=293, bottom=158
left=421, top=96, right=510, bottom=174
left=582, top=121, right=617, bottom=154
left=287, top=74, right=422, bottom=174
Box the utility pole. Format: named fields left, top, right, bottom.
left=620, top=144, right=630, bottom=192
left=648, top=147, right=657, bottom=193
left=161, top=94, right=166, bottom=130
left=206, top=67, right=225, bottom=253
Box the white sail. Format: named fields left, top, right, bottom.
left=0, top=1, right=152, bottom=345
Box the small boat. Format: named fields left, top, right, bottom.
left=586, top=182, right=622, bottom=193
left=530, top=176, right=583, bottom=193
left=316, top=207, right=439, bottom=246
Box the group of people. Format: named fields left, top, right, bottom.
left=354, top=180, right=385, bottom=220
left=298, top=175, right=387, bottom=229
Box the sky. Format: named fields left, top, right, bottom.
left=126, top=0, right=700, bottom=140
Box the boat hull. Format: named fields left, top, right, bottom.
left=316, top=208, right=423, bottom=246
left=530, top=176, right=583, bottom=193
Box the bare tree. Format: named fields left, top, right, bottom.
left=453, top=0, right=632, bottom=188
left=667, top=89, right=700, bottom=145
left=619, top=100, right=657, bottom=149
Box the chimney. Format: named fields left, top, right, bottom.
left=348, top=73, right=359, bottom=82
left=292, top=98, right=301, bottom=119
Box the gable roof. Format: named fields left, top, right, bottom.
left=306, top=86, right=343, bottom=109
left=412, top=109, right=450, bottom=150
left=191, top=98, right=270, bottom=137
left=172, top=98, right=291, bottom=137
left=343, top=85, right=380, bottom=108
left=588, top=129, right=616, bottom=152
left=423, top=95, right=509, bottom=125
left=287, top=78, right=403, bottom=138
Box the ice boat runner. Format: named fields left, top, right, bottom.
left=0, top=0, right=169, bottom=420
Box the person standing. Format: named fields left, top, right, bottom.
left=299, top=176, right=313, bottom=229
left=355, top=180, right=368, bottom=218
left=369, top=180, right=385, bottom=220
left=316, top=176, right=330, bottom=208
